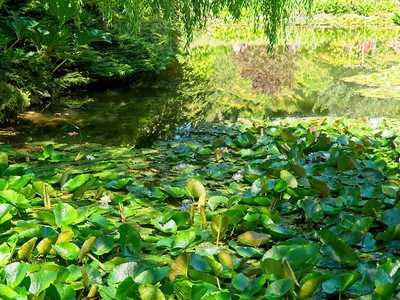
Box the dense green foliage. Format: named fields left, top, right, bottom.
left=92, top=0, right=313, bottom=44
left=0, top=117, right=399, bottom=299
left=0, top=0, right=177, bottom=98
left=0, top=82, right=30, bottom=125
left=0, top=0, right=315, bottom=125
left=314, top=0, right=398, bottom=16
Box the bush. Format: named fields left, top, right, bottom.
left=0, top=81, right=30, bottom=124
left=314, top=0, right=398, bottom=16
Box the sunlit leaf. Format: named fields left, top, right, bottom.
left=238, top=231, right=269, bottom=247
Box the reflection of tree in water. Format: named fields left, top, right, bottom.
left=135, top=97, right=186, bottom=147
left=177, top=46, right=301, bottom=124
left=314, top=81, right=400, bottom=118
left=232, top=46, right=297, bottom=94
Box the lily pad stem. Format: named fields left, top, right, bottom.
left=87, top=253, right=105, bottom=270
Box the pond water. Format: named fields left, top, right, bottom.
left=2, top=25, right=400, bottom=147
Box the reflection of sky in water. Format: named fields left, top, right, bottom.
left=3, top=26, right=400, bottom=147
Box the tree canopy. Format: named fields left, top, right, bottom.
left=92, top=0, right=314, bottom=43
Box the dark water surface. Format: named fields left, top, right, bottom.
left=2, top=26, right=400, bottom=147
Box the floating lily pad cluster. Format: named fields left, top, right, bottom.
left=342, top=65, right=400, bottom=99
left=0, top=116, right=399, bottom=299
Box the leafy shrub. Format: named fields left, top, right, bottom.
left=0, top=81, right=30, bottom=124
left=314, top=0, right=398, bottom=16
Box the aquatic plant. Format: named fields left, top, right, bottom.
left=0, top=117, right=399, bottom=298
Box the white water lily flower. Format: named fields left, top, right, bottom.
left=86, top=154, right=95, bottom=160
left=99, top=194, right=111, bottom=205
left=232, top=172, right=244, bottom=182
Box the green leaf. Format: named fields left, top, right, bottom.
left=380, top=207, right=400, bottom=228
left=0, top=190, right=30, bottom=208
left=318, top=229, right=359, bottom=266
left=72, top=178, right=95, bottom=199
left=285, top=244, right=320, bottom=266
left=232, top=273, right=250, bottom=291
left=373, top=282, right=398, bottom=299
left=208, top=196, right=229, bottom=211
left=308, top=177, right=331, bottom=197
left=61, top=174, right=94, bottom=192
left=337, top=156, right=355, bottom=171
left=236, top=132, right=256, bottom=147
left=0, top=152, right=8, bottom=165
left=211, top=215, right=229, bottom=245
left=0, top=204, right=13, bottom=225
left=217, top=252, right=234, bottom=269
left=381, top=181, right=400, bottom=197
left=4, top=262, right=29, bottom=288
left=339, top=272, right=359, bottom=292
left=322, top=276, right=340, bottom=294
left=265, top=224, right=299, bottom=239
left=290, top=163, right=306, bottom=178
left=274, top=178, right=288, bottom=192
left=170, top=253, right=190, bottom=280
left=52, top=283, right=76, bottom=300
left=119, top=223, right=142, bottom=256
left=171, top=228, right=198, bottom=255
left=238, top=231, right=269, bottom=247
left=298, top=273, right=322, bottom=300
left=162, top=185, right=188, bottom=198
left=84, top=264, right=103, bottom=286
left=18, top=237, right=38, bottom=260
left=261, top=258, right=288, bottom=281
left=265, top=278, right=293, bottom=299
left=54, top=203, right=77, bottom=228
left=138, top=284, right=165, bottom=300
left=28, top=270, right=57, bottom=296
left=186, top=179, right=206, bottom=199
left=116, top=277, right=139, bottom=299
left=43, top=144, right=55, bottom=159
left=153, top=219, right=178, bottom=234
left=0, top=179, right=8, bottom=191
left=52, top=242, right=80, bottom=260
left=134, top=266, right=171, bottom=285
left=108, top=262, right=139, bottom=284
left=173, top=281, right=192, bottom=300
left=91, top=235, right=114, bottom=256
left=0, top=283, right=23, bottom=300
left=280, top=170, right=297, bottom=188
left=0, top=243, right=12, bottom=267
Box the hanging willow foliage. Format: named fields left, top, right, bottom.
left=87, top=0, right=314, bottom=44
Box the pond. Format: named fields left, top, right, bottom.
left=2, top=25, right=400, bottom=147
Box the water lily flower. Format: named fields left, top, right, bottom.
left=99, top=194, right=111, bottom=205
left=232, top=172, right=244, bottom=182
left=86, top=154, right=95, bottom=160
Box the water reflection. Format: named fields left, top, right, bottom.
left=3, top=26, right=400, bottom=147
left=181, top=25, right=400, bottom=122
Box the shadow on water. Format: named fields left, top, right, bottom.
left=3, top=25, right=400, bottom=147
